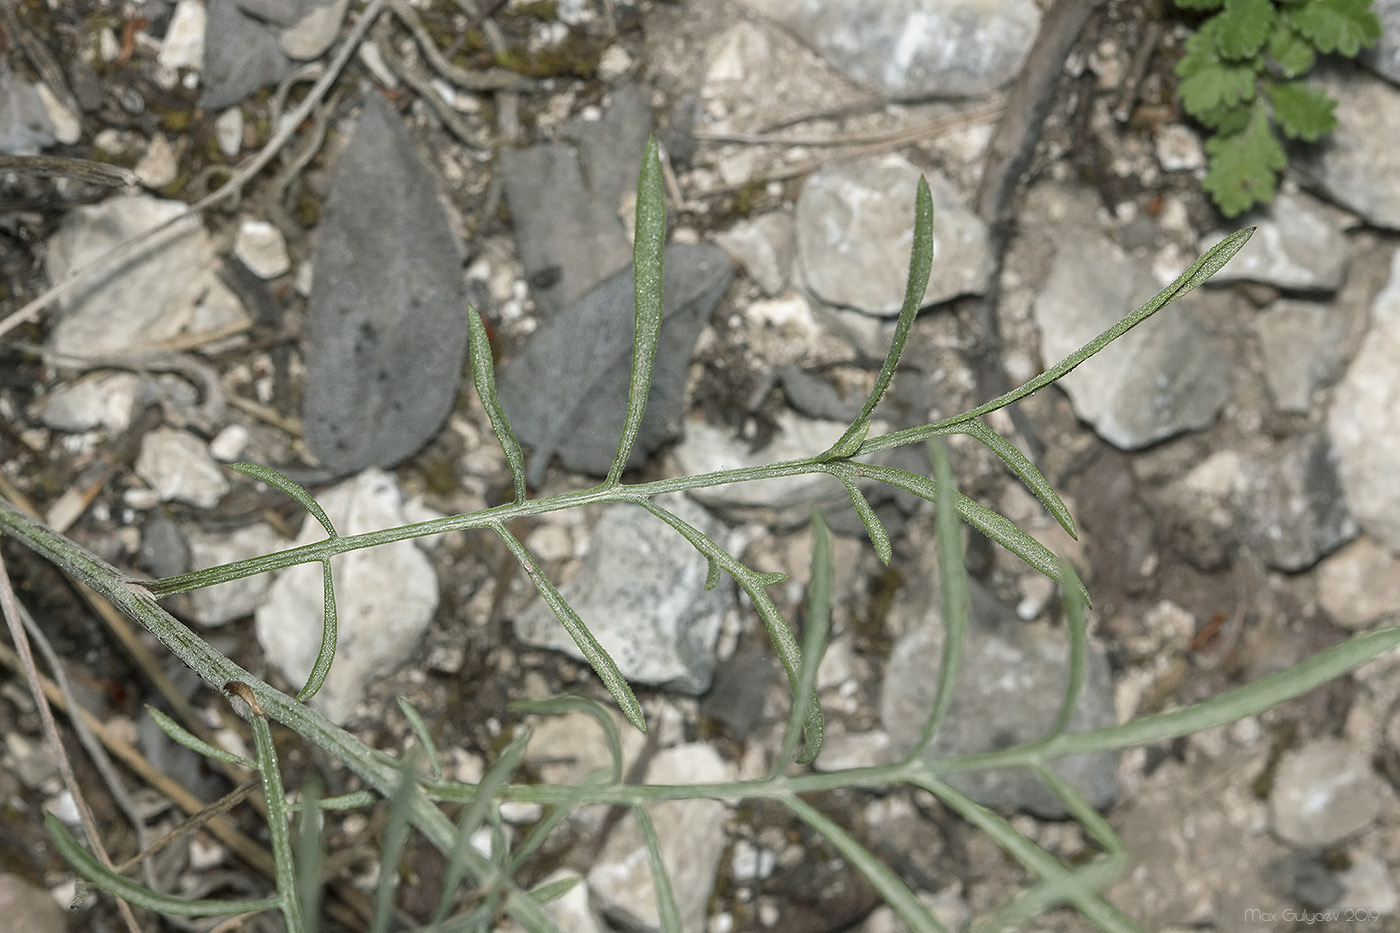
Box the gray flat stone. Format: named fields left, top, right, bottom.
left=589, top=743, right=734, bottom=930
left=1269, top=737, right=1386, bottom=847
left=1200, top=190, right=1348, bottom=292
left=513, top=496, right=733, bottom=695
left=1328, top=249, right=1400, bottom=550
left=256, top=469, right=439, bottom=724
left=881, top=576, right=1117, bottom=818
left=1033, top=233, right=1230, bottom=449
left=739, top=0, right=1040, bottom=99
left=499, top=84, right=652, bottom=318
left=796, top=155, right=992, bottom=315
left=201, top=0, right=293, bottom=110
left=45, top=194, right=248, bottom=357
left=497, top=243, right=733, bottom=484
left=1235, top=431, right=1357, bottom=572
left=301, top=94, right=467, bottom=480
left=134, top=428, right=231, bottom=508
left=1257, top=299, right=1347, bottom=413
left=1360, top=0, right=1400, bottom=84
left=1294, top=67, right=1400, bottom=230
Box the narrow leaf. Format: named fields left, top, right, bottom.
left=250, top=709, right=304, bottom=933
left=46, top=814, right=280, bottom=917
left=431, top=730, right=532, bottom=926
left=784, top=797, right=948, bottom=933
left=294, top=560, right=338, bottom=702
left=495, top=523, right=646, bottom=732
left=145, top=705, right=253, bottom=768
left=856, top=227, right=1255, bottom=457
left=960, top=418, right=1076, bottom=539
left=230, top=462, right=337, bottom=538
left=639, top=500, right=824, bottom=761
left=772, top=514, right=835, bottom=776
left=372, top=751, right=422, bottom=933
left=397, top=695, right=444, bottom=780
left=907, top=440, right=969, bottom=761
left=469, top=307, right=528, bottom=503
left=607, top=136, right=667, bottom=486
left=824, top=177, right=933, bottom=459
left=293, top=778, right=325, bottom=927
left=633, top=804, right=684, bottom=933
left=526, top=874, right=582, bottom=905
left=852, top=464, right=1092, bottom=606
left=840, top=477, right=892, bottom=564
left=1046, top=560, right=1089, bottom=740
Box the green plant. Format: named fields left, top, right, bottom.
left=1174, top=0, right=1382, bottom=216
left=6, top=142, right=1399, bottom=931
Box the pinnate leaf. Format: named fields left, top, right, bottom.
left=1215, top=0, right=1276, bottom=60
left=1203, top=100, right=1286, bottom=217
left=1289, top=0, right=1381, bottom=55
left=1266, top=78, right=1337, bottom=141
left=1267, top=15, right=1316, bottom=76
left=1178, top=23, right=1257, bottom=115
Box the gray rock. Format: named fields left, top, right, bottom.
left=237, top=0, right=325, bottom=28
left=522, top=709, right=646, bottom=787
left=537, top=870, right=607, bottom=933
left=714, top=212, right=795, bottom=297
left=1265, top=852, right=1343, bottom=909
left=134, top=428, right=231, bottom=508
left=1328, top=250, right=1400, bottom=550
left=1317, top=537, right=1400, bottom=631
left=497, top=243, right=733, bottom=485
left=1234, top=431, right=1357, bottom=572
left=796, top=156, right=993, bottom=315
left=1257, top=300, right=1347, bottom=413
left=1032, top=234, right=1230, bottom=449
left=301, top=94, right=467, bottom=481
left=1360, top=0, right=1400, bottom=85
left=672, top=411, right=854, bottom=527
left=138, top=514, right=191, bottom=580
left=1269, top=737, right=1386, bottom=847
left=739, top=0, right=1040, bottom=99
left=880, top=577, right=1117, bottom=818
left=35, top=372, right=141, bottom=433
left=499, top=84, right=652, bottom=318
left=186, top=523, right=289, bottom=626
left=1294, top=67, right=1400, bottom=230
left=201, top=0, right=293, bottom=110
left=513, top=496, right=734, bottom=695
left=589, top=743, right=733, bottom=931
left=0, top=67, right=55, bottom=156
left=279, top=0, right=347, bottom=60
left=0, top=875, right=65, bottom=933
left=1338, top=858, right=1400, bottom=915
left=45, top=195, right=249, bottom=356
left=256, top=469, right=439, bottom=724
left=1200, top=190, right=1348, bottom=292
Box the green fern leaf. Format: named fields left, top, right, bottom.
left=1265, top=78, right=1337, bottom=141
left=1202, top=100, right=1286, bottom=217
left=1267, top=15, right=1317, bottom=76
left=1289, top=0, right=1382, bottom=56
left=1216, top=0, right=1277, bottom=59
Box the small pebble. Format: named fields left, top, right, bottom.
left=234, top=219, right=291, bottom=279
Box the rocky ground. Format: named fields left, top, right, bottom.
left=4, top=0, right=1400, bottom=931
